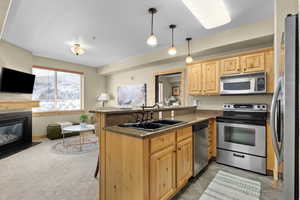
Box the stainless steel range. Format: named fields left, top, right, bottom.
left=216, top=103, right=267, bottom=174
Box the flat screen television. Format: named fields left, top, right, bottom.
left=0, top=67, right=36, bottom=94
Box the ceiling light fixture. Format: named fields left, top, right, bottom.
left=168, top=24, right=177, bottom=56
left=147, top=8, right=158, bottom=47
left=185, top=37, right=193, bottom=64
left=71, top=44, right=85, bottom=56
left=181, top=0, right=231, bottom=29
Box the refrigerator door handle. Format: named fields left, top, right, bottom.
left=270, top=77, right=283, bottom=163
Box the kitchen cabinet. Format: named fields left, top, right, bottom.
left=220, top=57, right=241, bottom=75
left=105, top=126, right=193, bottom=200
left=202, top=61, right=220, bottom=95
left=187, top=63, right=202, bottom=95
left=208, top=119, right=217, bottom=160
left=150, top=145, right=176, bottom=200
left=176, top=137, right=193, bottom=189
left=187, top=48, right=274, bottom=95
left=241, top=52, right=265, bottom=73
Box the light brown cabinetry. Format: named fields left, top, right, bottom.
left=241, top=52, right=265, bottom=73
left=105, top=126, right=193, bottom=200
left=187, top=48, right=275, bottom=95
left=187, top=63, right=202, bottom=95
left=220, top=57, right=241, bottom=75
left=208, top=119, right=217, bottom=160
left=150, top=145, right=176, bottom=200
left=202, top=61, right=220, bottom=95
left=176, top=137, right=193, bottom=189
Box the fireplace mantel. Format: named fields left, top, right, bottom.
left=0, top=100, right=40, bottom=110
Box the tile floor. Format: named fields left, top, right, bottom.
left=173, top=162, right=283, bottom=200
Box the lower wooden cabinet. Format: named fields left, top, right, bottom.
left=104, top=126, right=193, bottom=200
left=176, top=137, right=193, bottom=189
left=150, top=145, right=176, bottom=200
left=208, top=119, right=217, bottom=160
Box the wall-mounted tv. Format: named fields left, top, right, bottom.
left=0, top=67, right=36, bottom=94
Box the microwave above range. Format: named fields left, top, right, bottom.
left=220, top=72, right=266, bottom=95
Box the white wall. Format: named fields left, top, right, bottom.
left=0, top=40, right=106, bottom=137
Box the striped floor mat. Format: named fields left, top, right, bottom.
left=199, top=171, right=261, bottom=200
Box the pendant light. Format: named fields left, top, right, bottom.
left=147, top=8, right=158, bottom=47
left=185, top=37, right=193, bottom=63
left=168, top=24, right=177, bottom=56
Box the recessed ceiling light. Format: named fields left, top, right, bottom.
left=181, top=0, right=231, bottom=29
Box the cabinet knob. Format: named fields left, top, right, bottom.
left=178, top=147, right=182, bottom=151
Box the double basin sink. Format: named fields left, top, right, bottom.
left=118, top=119, right=185, bottom=132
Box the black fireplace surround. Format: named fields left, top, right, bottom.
left=0, top=111, right=32, bottom=157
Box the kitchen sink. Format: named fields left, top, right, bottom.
left=119, top=122, right=167, bottom=130
left=118, top=120, right=185, bottom=131
left=151, top=119, right=184, bottom=125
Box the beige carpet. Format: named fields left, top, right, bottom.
left=0, top=137, right=99, bottom=200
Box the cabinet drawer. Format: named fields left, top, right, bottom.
left=177, top=126, right=192, bottom=142
left=151, top=132, right=175, bottom=154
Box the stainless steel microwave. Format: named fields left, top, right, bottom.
left=220, top=72, right=266, bottom=95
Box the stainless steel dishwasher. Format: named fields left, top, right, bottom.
left=193, top=120, right=209, bottom=177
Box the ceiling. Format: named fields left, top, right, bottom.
left=2, top=0, right=274, bottom=67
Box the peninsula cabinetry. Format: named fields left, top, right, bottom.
left=105, top=126, right=193, bottom=200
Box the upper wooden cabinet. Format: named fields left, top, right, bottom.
left=187, top=63, right=202, bottom=95
left=187, top=48, right=274, bottom=95
left=241, top=52, right=265, bottom=73
left=220, top=57, right=240, bottom=75
left=202, top=61, right=219, bottom=95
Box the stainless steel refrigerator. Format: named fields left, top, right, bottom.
left=271, top=14, right=299, bottom=199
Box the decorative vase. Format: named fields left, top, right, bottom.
left=80, top=122, right=87, bottom=128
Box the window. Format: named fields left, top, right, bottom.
left=32, top=66, right=83, bottom=112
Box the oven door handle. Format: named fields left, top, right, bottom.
left=270, top=77, right=283, bottom=164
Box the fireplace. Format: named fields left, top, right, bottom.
left=0, top=111, right=32, bottom=157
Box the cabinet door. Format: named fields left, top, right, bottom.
left=150, top=145, right=176, bottom=200
left=202, top=61, right=219, bottom=94
left=187, top=63, right=202, bottom=95
left=208, top=119, right=216, bottom=160
left=176, top=137, right=193, bottom=189
left=265, top=50, right=274, bottom=93
left=220, top=57, right=240, bottom=75
left=241, top=52, right=265, bottom=73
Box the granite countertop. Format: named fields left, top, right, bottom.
left=105, top=112, right=220, bottom=138
left=89, top=105, right=197, bottom=114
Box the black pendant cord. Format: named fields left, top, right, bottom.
left=186, top=37, right=192, bottom=56
left=188, top=40, right=190, bottom=56
left=171, top=28, right=174, bottom=47
left=151, top=12, right=154, bottom=35
left=148, top=8, right=157, bottom=35
left=169, top=24, right=176, bottom=47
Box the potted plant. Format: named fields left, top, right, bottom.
left=80, top=114, right=88, bottom=128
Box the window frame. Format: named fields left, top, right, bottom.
left=32, top=65, right=84, bottom=115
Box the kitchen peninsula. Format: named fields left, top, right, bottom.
left=90, top=106, right=220, bottom=200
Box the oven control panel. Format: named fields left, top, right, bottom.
left=223, top=104, right=267, bottom=112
